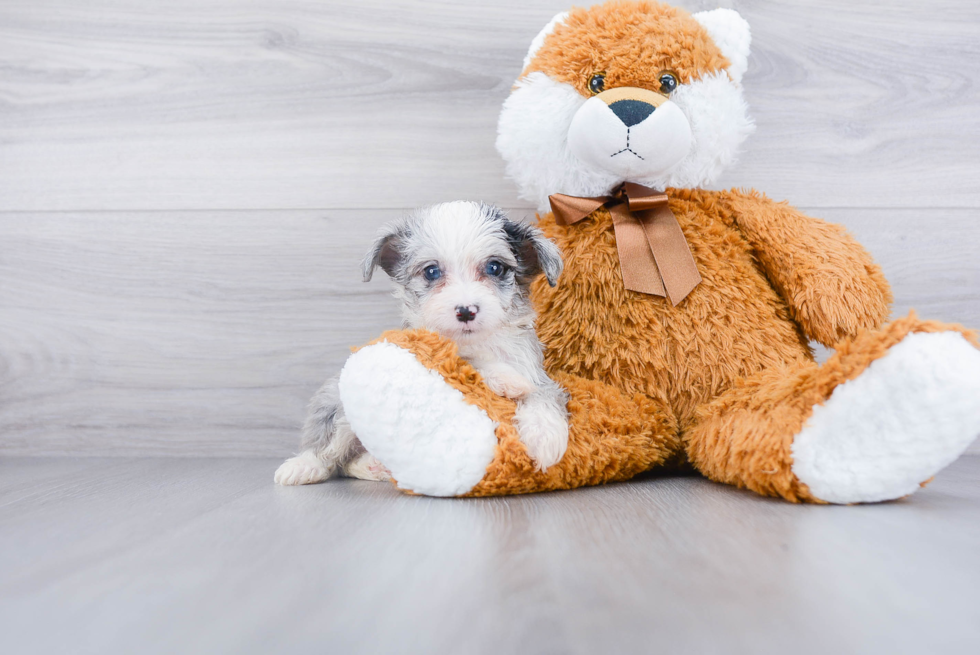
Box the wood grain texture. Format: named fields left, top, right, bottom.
left=1, top=0, right=979, bottom=210
left=1, top=208, right=977, bottom=457
left=0, top=209, right=401, bottom=456
left=1, top=456, right=979, bottom=654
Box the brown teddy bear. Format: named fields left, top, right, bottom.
left=337, top=0, right=980, bottom=503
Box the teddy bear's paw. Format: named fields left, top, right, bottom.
left=791, top=331, right=980, bottom=504
left=274, top=451, right=334, bottom=486
left=514, top=395, right=570, bottom=471
left=342, top=452, right=392, bottom=482
left=338, top=341, right=498, bottom=497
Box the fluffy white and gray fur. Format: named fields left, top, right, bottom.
left=275, top=201, right=569, bottom=486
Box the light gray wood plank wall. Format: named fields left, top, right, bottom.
left=1, top=208, right=977, bottom=456
left=1, top=0, right=978, bottom=456
left=1, top=0, right=979, bottom=210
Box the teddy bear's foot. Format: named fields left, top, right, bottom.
left=687, top=316, right=980, bottom=504
left=791, top=331, right=980, bottom=504
left=337, top=340, right=499, bottom=497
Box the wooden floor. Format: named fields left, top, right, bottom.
left=2, top=455, right=979, bottom=655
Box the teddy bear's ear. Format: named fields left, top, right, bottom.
left=522, top=11, right=570, bottom=72
left=692, top=8, right=752, bottom=84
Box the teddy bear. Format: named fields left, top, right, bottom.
left=336, top=0, right=980, bottom=502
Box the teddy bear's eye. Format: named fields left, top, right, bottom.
left=588, top=73, right=605, bottom=95
left=658, top=72, right=678, bottom=94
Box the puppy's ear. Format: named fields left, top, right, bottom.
left=362, top=220, right=410, bottom=282
left=501, top=216, right=564, bottom=287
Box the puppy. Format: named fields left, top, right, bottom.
left=275, top=201, right=569, bottom=486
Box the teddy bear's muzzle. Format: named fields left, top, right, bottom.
left=567, top=86, right=693, bottom=181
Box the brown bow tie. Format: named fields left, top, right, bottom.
left=549, top=182, right=702, bottom=305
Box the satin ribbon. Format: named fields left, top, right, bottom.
left=549, top=182, right=702, bottom=305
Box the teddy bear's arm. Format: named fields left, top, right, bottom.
left=724, top=190, right=893, bottom=346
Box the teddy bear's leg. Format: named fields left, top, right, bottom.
left=338, top=329, right=683, bottom=497
left=685, top=315, right=980, bottom=504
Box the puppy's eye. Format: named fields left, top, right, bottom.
left=587, top=73, right=605, bottom=95
left=658, top=72, right=678, bottom=94
left=423, top=265, right=442, bottom=281
left=485, top=260, right=505, bottom=277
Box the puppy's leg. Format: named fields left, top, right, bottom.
left=275, top=376, right=360, bottom=485
left=513, top=380, right=570, bottom=471
left=342, top=448, right=393, bottom=482
left=477, top=361, right=537, bottom=400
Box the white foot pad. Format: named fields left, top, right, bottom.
left=792, top=332, right=980, bottom=504
left=338, top=342, right=498, bottom=497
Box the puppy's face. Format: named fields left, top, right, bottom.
left=363, top=202, right=562, bottom=343
left=496, top=2, right=755, bottom=211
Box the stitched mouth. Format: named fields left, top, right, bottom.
left=610, top=127, right=644, bottom=160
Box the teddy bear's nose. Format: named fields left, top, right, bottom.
left=608, top=99, right=655, bottom=127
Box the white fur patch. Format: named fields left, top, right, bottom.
left=656, top=72, right=754, bottom=193
left=338, top=342, right=498, bottom=497
left=792, top=332, right=980, bottom=504
left=497, top=71, right=753, bottom=211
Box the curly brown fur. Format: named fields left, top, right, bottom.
left=524, top=1, right=729, bottom=89
left=724, top=190, right=893, bottom=346
left=531, top=188, right=844, bottom=431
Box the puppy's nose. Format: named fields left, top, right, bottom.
left=455, top=305, right=478, bottom=323
left=608, top=99, right=655, bottom=127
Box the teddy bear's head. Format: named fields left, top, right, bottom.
left=497, top=1, right=754, bottom=210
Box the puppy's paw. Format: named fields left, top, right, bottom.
left=343, top=452, right=393, bottom=482
left=483, top=372, right=536, bottom=400
left=514, top=401, right=569, bottom=471
left=274, top=451, right=334, bottom=486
